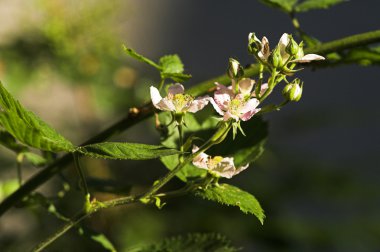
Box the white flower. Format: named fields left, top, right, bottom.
left=150, top=83, right=210, bottom=113
left=192, top=145, right=249, bottom=179
left=210, top=79, right=265, bottom=121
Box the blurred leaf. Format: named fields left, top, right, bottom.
left=259, top=0, right=298, bottom=13
left=123, top=45, right=161, bottom=69
left=0, top=82, right=76, bottom=152
left=194, top=184, right=265, bottom=224
left=78, top=227, right=117, bottom=252
left=21, top=152, right=48, bottom=167
left=129, top=233, right=239, bottom=252
left=301, top=33, right=321, bottom=48
left=159, top=54, right=184, bottom=74
left=295, top=0, right=346, bottom=12
left=80, top=142, right=180, bottom=160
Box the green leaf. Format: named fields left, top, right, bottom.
left=161, top=154, right=206, bottom=182
left=129, top=233, right=239, bottom=252
left=123, top=45, right=161, bottom=69
left=78, top=227, right=117, bottom=252
left=159, top=55, right=192, bottom=82
left=0, top=82, right=75, bottom=152
left=159, top=54, right=184, bottom=74
left=259, top=0, right=298, bottom=13
left=295, top=0, right=345, bottom=12
left=80, top=142, right=180, bottom=160
left=194, top=184, right=265, bottom=224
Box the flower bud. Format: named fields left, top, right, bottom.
left=248, top=32, right=262, bottom=54
left=282, top=79, right=303, bottom=102
left=285, top=35, right=299, bottom=56
left=268, top=47, right=282, bottom=69
left=227, top=58, right=244, bottom=80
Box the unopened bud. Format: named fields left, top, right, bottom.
left=285, top=35, right=299, bottom=56
left=282, top=79, right=303, bottom=102
left=268, top=47, right=282, bottom=69
left=227, top=58, right=244, bottom=80
left=248, top=32, right=262, bottom=54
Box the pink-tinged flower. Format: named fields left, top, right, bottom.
left=192, top=145, right=249, bottom=179
left=210, top=80, right=264, bottom=121
left=150, top=83, right=210, bottom=113
left=277, top=33, right=325, bottom=63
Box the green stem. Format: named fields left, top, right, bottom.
left=178, top=123, right=184, bottom=163
left=16, top=156, right=22, bottom=186
left=33, top=184, right=195, bottom=251
left=158, top=77, right=165, bottom=91
left=2, top=30, right=380, bottom=217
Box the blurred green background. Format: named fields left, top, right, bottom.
left=0, top=0, right=379, bottom=251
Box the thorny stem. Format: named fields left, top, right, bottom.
left=1, top=30, right=380, bottom=217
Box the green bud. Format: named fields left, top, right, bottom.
left=268, top=47, right=282, bottom=69
left=227, top=58, right=244, bottom=80
left=285, top=35, right=299, bottom=56
left=282, top=79, right=303, bottom=102
left=248, top=32, right=262, bottom=54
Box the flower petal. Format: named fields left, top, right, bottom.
left=168, top=83, right=185, bottom=95
left=258, top=36, right=270, bottom=61
left=187, top=96, right=210, bottom=113
left=210, top=97, right=225, bottom=116
left=214, top=89, right=232, bottom=112
left=241, top=108, right=261, bottom=121
left=238, top=78, right=255, bottom=96
left=213, top=157, right=236, bottom=178
left=192, top=145, right=209, bottom=169
left=150, top=86, right=163, bottom=107
left=240, top=98, right=260, bottom=114
left=233, top=163, right=249, bottom=176
left=278, top=33, right=290, bottom=62
left=292, top=54, right=325, bottom=63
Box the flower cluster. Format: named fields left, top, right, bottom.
left=248, top=32, right=325, bottom=70
left=150, top=32, right=325, bottom=179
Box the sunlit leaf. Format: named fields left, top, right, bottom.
left=194, top=183, right=265, bottom=224
left=259, top=0, right=298, bottom=13
left=129, top=233, right=238, bottom=252
left=80, top=142, right=180, bottom=160
left=295, top=0, right=346, bottom=12
left=21, top=152, right=48, bottom=167
left=0, top=82, right=75, bottom=152
left=159, top=54, right=184, bottom=74
left=161, top=72, right=192, bottom=82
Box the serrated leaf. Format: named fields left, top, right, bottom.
left=159, top=54, right=184, bottom=74
left=80, top=142, right=180, bottom=160
left=259, top=0, right=298, bottom=13
left=194, top=184, right=265, bottom=224
left=295, top=0, right=345, bottom=12
left=123, top=45, right=161, bottom=69
left=129, top=233, right=239, bottom=252
left=0, top=83, right=75, bottom=152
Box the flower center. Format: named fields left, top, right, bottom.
left=228, top=98, right=244, bottom=116
left=208, top=156, right=223, bottom=169
left=170, top=94, right=194, bottom=112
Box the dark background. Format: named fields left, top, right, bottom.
left=0, top=1, right=379, bottom=251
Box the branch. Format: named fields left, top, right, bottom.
left=1, top=29, right=380, bottom=217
